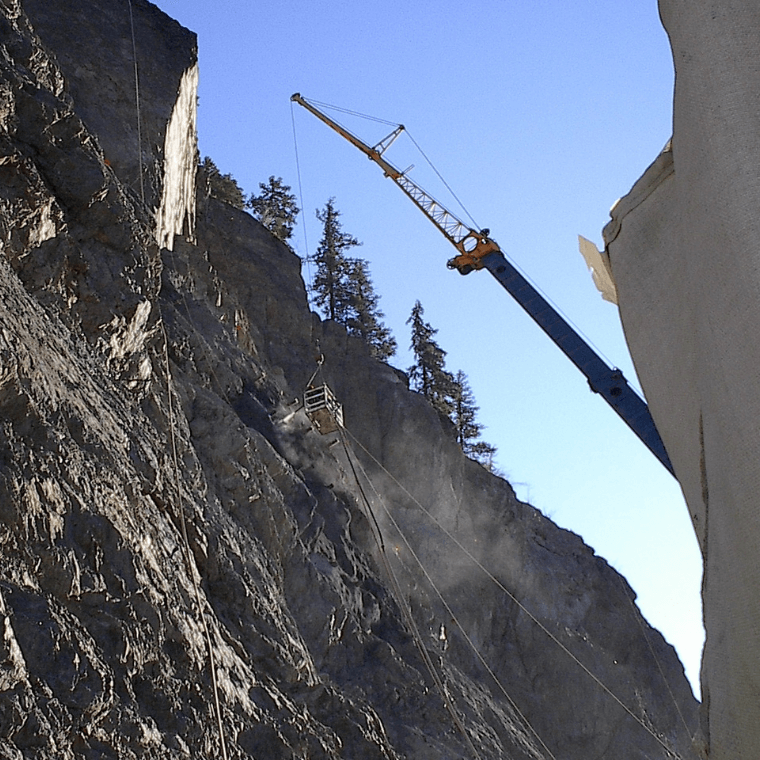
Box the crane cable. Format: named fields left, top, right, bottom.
left=335, top=427, right=486, bottom=760
left=340, top=426, right=687, bottom=760
left=302, top=97, right=399, bottom=127
left=292, top=96, right=481, bottom=234
left=127, top=4, right=228, bottom=757
left=404, top=129, right=480, bottom=232
left=336, top=426, right=555, bottom=760
left=291, top=99, right=313, bottom=292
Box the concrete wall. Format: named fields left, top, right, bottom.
left=602, top=4, right=760, bottom=756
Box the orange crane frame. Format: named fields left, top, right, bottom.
left=291, top=93, right=675, bottom=476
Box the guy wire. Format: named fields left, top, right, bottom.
left=127, top=0, right=146, bottom=204
left=341, top=426, right=685, bottom=759
left=338, top=428, right=554, bottom=760
left=336, top=427, right=483, bottom=760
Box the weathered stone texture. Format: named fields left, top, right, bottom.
left=0, top=1, right=701, bottom=758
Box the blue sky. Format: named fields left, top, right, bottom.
left=155, top=0, right=703, bottom=695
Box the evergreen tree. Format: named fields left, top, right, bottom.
left=450, top=370, right=497, bottom=468
left=406, top=300, right=454, bottom=416
left=312, top=198, right=360, bottom=321
left=407, top=305, right=498, bottom=467
left=345, top=258, right=397, bottom=360
left=247, top=176, right=299, bottom=242
left=469, top=440, right=498, bottom=471
left=451, top=370, right=483, bottom=449
left=199, top=156, right=245, bottom=209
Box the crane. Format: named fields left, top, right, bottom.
left=291, top=93, right=675, bottom=477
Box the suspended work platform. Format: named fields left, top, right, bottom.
left=305, top=384, right=344, bottom=434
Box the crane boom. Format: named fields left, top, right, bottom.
left=291, top=94, right=498, bottom=264
left=291, top=93, right=674, bottom=477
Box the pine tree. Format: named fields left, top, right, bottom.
left=247, top=176, right=299, bottom=242
left=199, top=156, right=245, bottom=209
left=345, top=258, right=397, bottom=360
left=451, top=370, right=482, bottom=449
left=450, top=370, right=497, bottom=468
left=406, top=306, right=498, bottom=467
left=311, top=198, right=360, bottom=321
left=469, top=440, right=498, bottom=470
left=407, top=300, right=454, bottom=416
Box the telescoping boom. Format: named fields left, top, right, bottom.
left=291, top=93, right=674, bottom=477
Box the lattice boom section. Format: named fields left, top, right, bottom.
left=396, top=175, right=470, bottom=246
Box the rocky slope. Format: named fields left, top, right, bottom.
left=0, top=1, right=700, bottom=758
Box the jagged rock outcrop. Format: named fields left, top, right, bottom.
left=21, top=0, right=198, bottom=243
left=0, top=1, right=700, bottom=758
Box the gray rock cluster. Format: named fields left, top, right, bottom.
left=0, top=1, right=699, bottom=757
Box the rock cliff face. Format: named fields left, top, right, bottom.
left=0, top=1, right=700, bottom=758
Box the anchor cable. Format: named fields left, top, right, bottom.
left=129, top=4, right=227, bottom=754
left=341, top=426, right=685, bottom=759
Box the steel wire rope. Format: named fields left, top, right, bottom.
left=404, top=130, right=481, bottom=232
left=301, top=96, right=399, bottom=127
left=127, top=0, right=145, bottom=204
left=340, top=426, right=686, bottom=760
left=335, top=427, right=483, bottom=760
left=291, top=100, right=313, bottom=294
left=158, top=316, right=230, bottom=760
left=337, top=428, right=555, bottom=760
left=292, top=100, right=368, bottom=370
left=305, top=352, right=325, bottom=390
left=296, top=97, right=635, bottom=393
left=128, top=5, right=227, bottom=755
left=614, top=571, right=696, bottom=744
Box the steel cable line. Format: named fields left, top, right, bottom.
left=341, top=426, right=686, bottom=759
left=128, top=5, right=228, bottom=755
left=337, top=428, right=556, bottom=760
left=335, top=428, right=484, bottom=760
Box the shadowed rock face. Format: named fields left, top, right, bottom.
left=0, top=1, right=700, bottom=758
left=22, top=0, right=197, bottom=210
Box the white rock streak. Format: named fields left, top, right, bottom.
left=156, top=63, right=198, bottom=251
